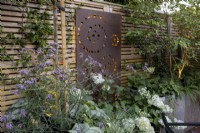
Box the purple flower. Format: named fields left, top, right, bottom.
left=37, top=48, right=43, bottom=54
left=98, top=62, right=102, bottom=67
left=49, top=42, right=59, bottom=48
left=101, top=69, right=106, bottom=74
left=0, top=115, right=7, bottom=122
left=77, top=128, right=81, bottom=133
left=44, top=60, right=52, bottom=66
left=13, top=90, right=19, bottom=95
left=46, top=94, right=53, bottom=100
left=24, top=80, right=32, bottom=85
left=20, top=48, right=26, bottom=53
left=143, top=62, right=149, bottom=70
left=49, top=47, right=56, bottom=53
left=16, top=84, right=26, bottom=90
left=6, top=122, right=13, bottom=130
left=24, top=78, right=36, bottom=86
left=19, top=69, right=29, bottom=76
left=20, top=109, right=26, bottom=117
left=18, top=124, right=23, bottom=128
left=98, top=122, right=105, bottom=131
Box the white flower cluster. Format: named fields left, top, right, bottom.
left=122, top=118, right=135, bottom=132
left=135, top=117, right=155, bottom=133
left=138, top=87, right=173, bottom=113
left=91, top=73, right=105, bottom=85
left=148, top=95, right=173, bottom=113
left=138, top=87, right=151, bottom=99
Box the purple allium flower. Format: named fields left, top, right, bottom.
left=79, top=52, right=84, bottom=59
left=18, top=123, right=23, bottom=128
left=44, top=60, right=52, bottom=66
left=19, top=69, right=29, bottom=76
left=16, top=84, right=26, bottom=90
left=20, top=109, right=26, bottom=117
left=46, top=94, right=53, bottom=100
left=0, top=115, right=7, bottom=122
left=6, top=122, right=13, bottom=130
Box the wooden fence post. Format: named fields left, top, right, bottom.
left=59, top=0, right=69, bottom=115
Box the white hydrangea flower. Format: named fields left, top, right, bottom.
left=148, top=94, right=173, bottom=113
left=161, top=105, right=173, bottom=113
left=138, top=87, right=151, bottom=98
left=91, top=73, right=105, bottom=84
left=122, top=118, right=135, bottom=132
left=135, top=117, right=155, bottom=133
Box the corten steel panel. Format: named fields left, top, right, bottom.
left=76, top=9, right=121, bottom=82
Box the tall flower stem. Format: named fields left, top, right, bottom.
left=53, top=2, right=60, bottom=115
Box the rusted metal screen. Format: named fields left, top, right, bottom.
left=76, top=8, right=121, bottom=81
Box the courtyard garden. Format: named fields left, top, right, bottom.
left=0, top=0, right=200, bottom=133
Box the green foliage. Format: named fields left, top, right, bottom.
left=128, top=72, right=182, bottom=97
left=125, top=1, right=200, bottom=105
left=20, top=10, right=52, bottom=48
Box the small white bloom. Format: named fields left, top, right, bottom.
left=91, top=73, right=105, bottom=84
left=135, top=117, right=155, bottom=133
left=138, top=87, right=151, bottom=98
left=122, top=118, right=135, bottom=132
left=148, top=94, right=173, bottom=113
